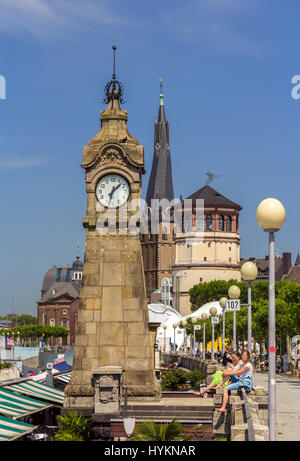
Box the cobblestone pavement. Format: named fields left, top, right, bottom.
left=253, top=371, right=300, bottom=441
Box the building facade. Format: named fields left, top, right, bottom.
left=172, top=185, right=242, bottom=316
left=37, top=257, right=83, bottom=345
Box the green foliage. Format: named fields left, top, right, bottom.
left=161, top=369, right=205, bottom=391
left=0, top=324, right=68, bottom=339
left=0, top=314, right=37, bottom=325
left=54, top=412, right=92, bottom=442
left=132, top=420, right=191, bottom=441
left=188, top=369, right=204, bottom=389
left=0, top=362, right=12, bottom=369
left=188, top=279, right=300, bottom=346
left=53, top=431, right=84, bottom=441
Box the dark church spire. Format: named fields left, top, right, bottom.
left=146, top=79, right=174, bottom=206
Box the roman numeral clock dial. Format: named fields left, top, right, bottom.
left=96, top=174, right=130, bottom=208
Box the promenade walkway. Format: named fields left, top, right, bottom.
left=253, top=371, right=300, bottom=441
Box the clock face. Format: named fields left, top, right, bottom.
left=96, top=174, right=130, bottom=208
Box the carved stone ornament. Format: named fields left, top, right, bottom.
left=100, top=149, right=124, bottom=165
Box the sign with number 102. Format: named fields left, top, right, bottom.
left=226, top=299, right=240, bottom=311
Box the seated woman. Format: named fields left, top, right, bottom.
left=217, top=350, right=254, bottom=413
left=193, top=351, right=242, bottom=397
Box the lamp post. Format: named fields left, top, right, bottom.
left=182, top=320, right=187, bottom=353
left=219, top=297, right=227, bottom=356
left=201, top=313, right=207, bottom=359
left=256, top=197, right=286, bottom=442
left=173, top=323, right=177, bottom=354
left=209, top=307, right=218, bottom=361
left=228, top=285, right=241, bottom=351
left=241, top=262, right=258, bottom=354
left=163, top=325, right=167, bottom=353
left=192, top=317, right=197, bottom=358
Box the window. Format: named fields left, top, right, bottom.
left=56, top=268, right=62, bottom=282
left=50, top=318, right=55, bottom=326
left=196, top=215, right=204, bottom=232
left=229, top=247, right=231, bottom=252
left=204, top=257, right=207, bottom=261
left=226, top=216, right=232, bottom=232
left=62, top=318, right=68, bottom=328
left=65, top=268, right=71, bottom=282
left=43, top=313, right=47, bottom=325
left=184, top=216, right=192, bottom=233
left=199, top=277, right=203, bottom=282
left=219, top=215, right=224, bottom=231
left=208, top=242, right=211, bottom=248
left=63, top=309, right=67, bottom=315
left=205, top=215, right=213, bottom=232
left=162, top=226, right=168, bottom=240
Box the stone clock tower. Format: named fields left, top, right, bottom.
left=64, top=50, right=161, bottom=413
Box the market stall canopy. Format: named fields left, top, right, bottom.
left=0, top=387, right=51, bottom=419
left=4, top=381, right=64, bottom=404
left=0, top=415, right=37, bottom=441
left=55, top=373, right=71, bottom=384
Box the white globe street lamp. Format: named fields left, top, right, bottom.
left=192, top=317, right=197, bottom=358
left=181, top=319, right=187, bottom=354
left=163, top=325, right=167, bottom=353
left=201, top=313, right=208, bottom=359
left=256, top=197, right=286, bottom=442
left=228, top=285, right=240, bottom=350
left=219, top=297, right=227, bottom=356
left=209, top=307, right=217, bottom=361
left=173, top=323, right=177, bottom=354
left=241, top=262, right=258, bottom=354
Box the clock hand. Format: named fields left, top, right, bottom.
left=108, top=183, right=122, bottom=205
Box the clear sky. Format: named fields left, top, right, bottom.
left=0, top=0, right=299, bottom=315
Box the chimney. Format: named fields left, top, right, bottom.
left=282, top=252, right=292, bottom=275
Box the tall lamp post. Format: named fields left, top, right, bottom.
left=241, top=262, right=258, bottom=354
left=182, top=320, right=187, bottom=354
left=201, top=313, right=207, bottom=359
left=192, top=317, right=197, bottom=358
left=163, top=325, right=167, bottom=353
left=219, top=297, right=227, bottom=356
left=228, top=285, right=241, bottom=351
left=256, top=197, right=286, bottom=442
left=173, top=323, right=177, bottom=354
left=209, top=307, right=218, bottom=361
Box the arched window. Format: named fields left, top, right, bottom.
left=50, top=318, right=55, bottom=326
left=184, top=216, right=192, bottom=233
left=219, top=215, right=224, bottom=231
left=205, top=215, right=213, bottom=232
left=162, top=226, right=168, bottom=240
left=161, top=278, right=171, bottom=307
left=226, top=216, right=232, bottom=232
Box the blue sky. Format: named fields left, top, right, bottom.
left=0, top=0, right=299, bottom=315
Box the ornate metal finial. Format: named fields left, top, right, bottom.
left=103, top=45, right=124, bottom=105
left=159, top=78, right=164, bottom=106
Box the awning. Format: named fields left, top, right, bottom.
left=55, top=373, right=71, bottom=384
left=0, top=415, right=37, bottom=441
left=0, top=387, right=51, bottom=419
left=5, top=381, right=64, bottom=405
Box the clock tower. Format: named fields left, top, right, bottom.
left=64, top=48, right=161, bottom=412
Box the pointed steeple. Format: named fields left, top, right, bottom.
left=146, top=79, right=174, bottom=206
left=295, top=251, right=300, bottom=267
